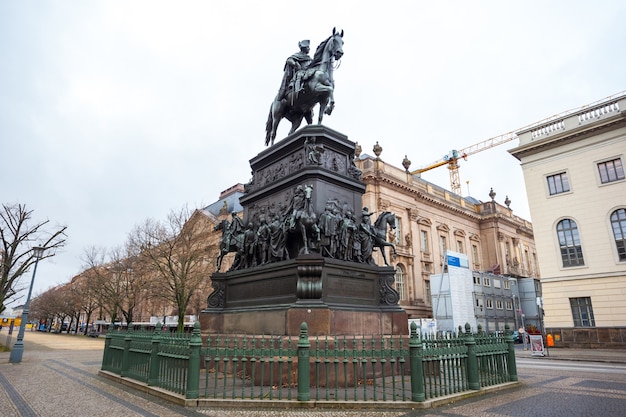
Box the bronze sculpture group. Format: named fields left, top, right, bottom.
left=215, top=185, right=398, bottom=272
left=265, top=28, right=344, bottom=146
left=213, top=28, right=398, bottom=272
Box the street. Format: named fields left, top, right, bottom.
left=1, top=331, right=625, bottom=417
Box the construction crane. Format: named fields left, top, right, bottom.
left=408, top=90, right=626, bottom=196
left=410, top=132, right=518, bottom=195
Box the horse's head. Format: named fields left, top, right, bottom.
left=329, top=27, right=344, bottom=60
left=313, top=28, right=344, bottom=66
left=304, top=184, right=313, bottom=200
left=374, top=211, right=396, bottom=230
left=214, top=219, right=227, bottom=233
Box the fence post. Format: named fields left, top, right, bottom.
left=409, top=321, right=425, bottom=402
left=186, top=321, right=202, bottom=399
left=147, top=322, right=162, bottom=386
left=297, top=322, right=310, bottom=401
left=505, top=324, right=518, bottom=382
left=120, top=322, right=133, bottom=378
left=101, top=331, right=112, bottom=371
left=465, top=323, right=480, bottom=390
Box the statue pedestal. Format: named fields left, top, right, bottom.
left=200, top=306, right=408, bottom=337
left=201, top=254, right=408, bottom=336
left=203, top=125, right=407, bottom=337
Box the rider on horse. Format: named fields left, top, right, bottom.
left=265, top=29, right=343, bottom=146
left=278, top=40, right=312, bottom=101
left=226, top=212, right=244, bottom=248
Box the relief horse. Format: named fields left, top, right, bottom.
left=214, top=219, right=243, bottom=271
left=265, top=28, right=344, bottom=146
left=285, top=185, right=319, bottom=256
left=370, top=211, right=398, bottom=266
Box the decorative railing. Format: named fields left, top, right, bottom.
left=100, top=321, right=518, bottom=403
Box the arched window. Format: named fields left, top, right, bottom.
left=395, top=264, right=407, bottom=301
left=557, top=219, right=584, bottom=267
left=611, top=209, right=626, bottom=261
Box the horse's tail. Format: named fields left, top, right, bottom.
left=265, top=103, right=274, bottom=146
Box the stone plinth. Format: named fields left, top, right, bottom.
left=201, top=125, right=407, bottom=337
left=202, top=254, right=408, bottom=336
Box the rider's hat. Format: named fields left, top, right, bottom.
left=298, top=40, right=310, bottom=49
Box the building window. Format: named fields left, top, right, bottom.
left=395, top=264, right=407, bottom=301
left=394, top=217, right=403, bottom=245
left=598, top=158, right=625, bottom=184
left=483, top=277, right=491, bottom=287
left=557, top=219, right=585, bottom=267
left=524, top=248, right=530, bottom=271
left=485, top=299, right=493, bottom=309
left=496, top=300, right=503, bottom=310
left=424, top=280, right=431, bottom=305
left=570, top=297, right=595, bottom=327
left=503, top=280, right=511, bottom=290
left=546, top=172, right=570, bottom=195
left=472, top=244, right=479, bottom=266
left=420, top=230, right=429, bottom=253
left=505, top=301, right=513, bottom=310
left=611, top=209, right=626, bottom=261
left=456, top=240, right=464, bottom=254
left=422, top=262, right=432, bottom=273
left=440, top=236, right=447, bottom=254
left=473, top=274, right=481, bottom=285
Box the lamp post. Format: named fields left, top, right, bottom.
left=10, top=245, right=46, bottom=363
left=512, top=294, right=519, bottom=330
left=521, top=313, right=528, bottom=350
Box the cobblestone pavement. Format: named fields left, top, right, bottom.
left=1, top=331, right=625, bottom=416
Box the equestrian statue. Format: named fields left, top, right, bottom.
left=214, top=213, right=244, bottom=271
left=265, top=28, right=344, bottom=146
left=284, top=184, right=320, bottom=256
left=369, top=211, right=398, bottom=266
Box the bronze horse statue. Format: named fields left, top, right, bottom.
left=285, top=185, right=319, bottom=256
left=370, top=211, right=398, bottom=266
left=214, top=219, right=243, bottom=271
left=265, top=28, right=344, bottom=146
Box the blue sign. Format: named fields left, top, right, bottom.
left=447, top=255, right=460, bottom=267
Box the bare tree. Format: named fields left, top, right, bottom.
left=83, top=245, right=149, bottom=326
left=29, top=286, right=59, bottom=331
left=129, top=206, right=216, bottom=332
left=71, top=270, right=102, bottom=335
left=0, top=203, right=67, bottom=313
left=30, top=285, right=68, bottom=332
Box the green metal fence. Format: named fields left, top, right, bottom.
left=101, top=321, right=518, bottom=403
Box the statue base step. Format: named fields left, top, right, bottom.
left=200, top=305, right=408, bottom=336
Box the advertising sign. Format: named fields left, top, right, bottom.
left=529, top=335, right=545, bottom=356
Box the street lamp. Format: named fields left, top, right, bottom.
left=511, top=294, right=519, bottom=330
left=9, top=245, right=46, bottom=363
left=505, top=277, right=520, bottom=330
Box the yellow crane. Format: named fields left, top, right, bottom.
left=409, top=131, right=517, bottom=195
left=407, top=91, right=626, bottom=196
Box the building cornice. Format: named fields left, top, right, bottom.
left=361, top=172, right=483, bottom=221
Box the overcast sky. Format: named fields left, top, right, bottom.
left=1, top=1, right=624, bottom=307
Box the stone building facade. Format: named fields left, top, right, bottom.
left=510, top=92, right=626, bottom=348
left=354, top=149, right=539, bottom=319
left=195, top=141, right=540, bottom=325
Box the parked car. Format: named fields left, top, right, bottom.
left=511, top=331, right=523, bottom=343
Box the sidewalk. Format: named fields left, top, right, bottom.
left=514, top=344, right=626, bottom=363
left=1, top=331, right=625, bottom=417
